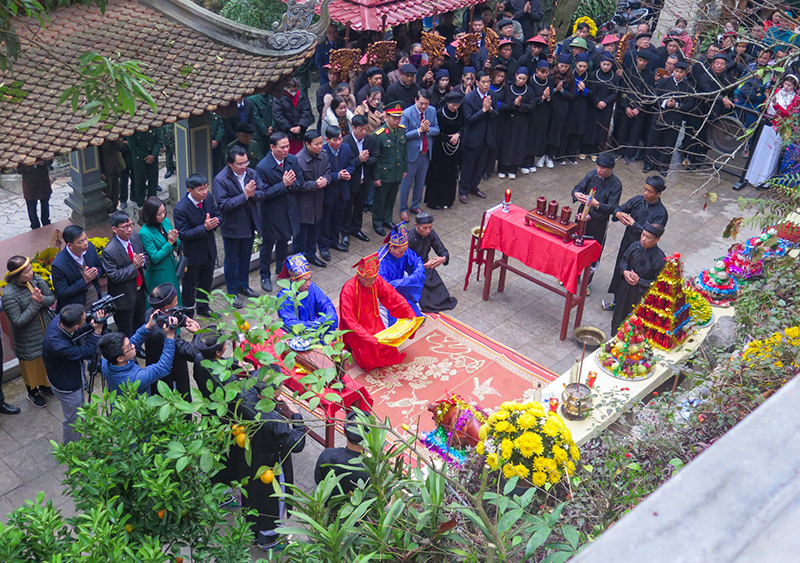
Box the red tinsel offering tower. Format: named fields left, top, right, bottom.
left=632, top=253, right=693, bottom=351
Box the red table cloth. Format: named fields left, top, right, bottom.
left=480, top=204, right=602, bottom=294
left=242, top=334, right=373, bottom=420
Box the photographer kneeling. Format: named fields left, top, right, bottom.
left=98, top=311, right=176, bottom=396
left=42, top=303, right=106, bottom=444
left=143, top=283, right=201, bottom=399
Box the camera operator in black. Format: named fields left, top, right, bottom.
left=42, top=303, right=106, bottom=444
left=142, top=283, right=201, bottom=398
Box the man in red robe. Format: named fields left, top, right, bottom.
left=340, top=252, right=416, bottom=371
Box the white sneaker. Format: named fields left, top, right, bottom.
left=520, top=168, right=530, bottom=174
left=497, top=172, right=507, bottom=179
left=508, top=173, right=516, bottom=179
left=579, top=154, right=586, bottom=160
left=591, top=155, right=597, bottom=162
left=546, top=157, right=554, bottom=168
left=530, top=166, right=537, bottom=173
left=536, top=156, right=546, bottom=168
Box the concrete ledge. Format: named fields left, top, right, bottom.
left=571, top=375, right=800, bottom=563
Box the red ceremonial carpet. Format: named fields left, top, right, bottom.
left=346, top=313, right=558, bottom=441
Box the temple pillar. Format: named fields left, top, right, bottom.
left=175, top=113, right=213, bottom=196
left=65, top=146, right=112, bottom=229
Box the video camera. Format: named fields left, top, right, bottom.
left=154, top=306, right=195, bottom=330
left=86, top=294, right=123, bottom=325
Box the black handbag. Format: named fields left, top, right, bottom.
left=175, top=248, right=188, bottom=281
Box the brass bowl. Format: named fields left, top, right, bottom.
left=573, top=325, right=607, bottom=347
left=471, top=226, right=484, bottom=238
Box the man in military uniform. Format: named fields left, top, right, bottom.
left=127, top=126, right=164, bottom=207
left=249, top=93, right=274, bottom=153
left=210, top=112, right=226, bottom=177
left=226, top=122, right=262, bottom=170
left=163, top=124, right=176, bottom=179
left=371, top=101, right=408, bottom=237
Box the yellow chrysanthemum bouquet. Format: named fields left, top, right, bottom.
left=476, top=401, right=580, bottom=487
left=742, top=326, right=800, bottom=370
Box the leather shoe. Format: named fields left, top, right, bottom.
left=0, top=402, right=20, bottom=415
left=482, top=173, right=490, bottom=181
left=239, top=287, right=259, bottom=298
left=308, top=255, right=327, bottom=267
left=410, top=207, right=422, bottom=214
left=331, top=243, right=349, bottom=253
left=354, top=231, right=369, bottom=242
left=232, top=297, right=244, bottom=309
left=642, top=164, right=653, bottom=172
left=374, top=226, right=386, bottom=236
left=383, top=222, right=394, bottom=230
left=400, top=211, right=410, bottom=222
left=471, top=189, right=487, bottom=199
left=261, top=277, right=273, bottom=292
left=320, top=250, right=332, bottom=261
left=459, top=194, right=468, bottom=204
left=341, top=235, right=350, bottom=246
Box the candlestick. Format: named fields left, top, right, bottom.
left=547, top=199, right=559, bottom=220
left=536, top=196, right=547, bottom=215
left=560, top=206, right=572, bottom=225
left=587, top=371, right=597, bottom=388
left=505, top=189, right=512, bottom=203
left=549, top=397, right=559, bottom=412
left=502, top=189, right=511, bottom=213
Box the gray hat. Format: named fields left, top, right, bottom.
left=415, top=211, right=434, bottom=224
left=400, top=63, right=417, bottom=74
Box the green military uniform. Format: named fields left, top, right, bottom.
left=249, top=94, right=274, bottom=152
left=127, top=126, right=165, bottom=206
left=371, top=102, right=408, bottom=233
left=294, top=57, right=314, bottom=99
left=226, top=139, right=262, bottom=170
left=163, top=123, right=175, bottom=176
left=210, top=112, right=226, bottom=177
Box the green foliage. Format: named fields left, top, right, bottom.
left=738, top=174, right=800, bottom=233
left=572, top=0, right=616, bottom=30
left=734, top=256, right=800, bottom=341
left=218, top=0, right=287, bottom=31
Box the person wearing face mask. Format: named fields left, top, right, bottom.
left=276, top=254, right=338, bottom=336
left=272, top=78, right=315, bottom=155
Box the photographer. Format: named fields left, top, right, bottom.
left=42, top=303, right=106, bottom=444
left=142, top=283, right=201, bottom=398
left=98, top=311, right=176, bottom=396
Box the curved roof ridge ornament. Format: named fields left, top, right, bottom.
left=139, top=0, right=332, bottom=57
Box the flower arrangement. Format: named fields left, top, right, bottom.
left=572, top=16, right=597, bottom=38
left=89, top=237, right=109, bottom=256
left=742, top=326, right=800, bottom=370
left=476, top=401, right=580, bottom=486
left=0, top=238, right=109, bottom=291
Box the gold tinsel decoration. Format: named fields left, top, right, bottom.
left=329, top=48, right=363, bottom=73
left=484, top=27, right=499, bottom=60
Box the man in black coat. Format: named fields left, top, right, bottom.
left=255, top=132, right=304, bottom=293
left=386, top=64, right=421, bottom=109
left=316, top=66, right=343, bottom=130
left=51, top=225, right=103, bottom=312
left=614, top=50, right=655, bottom=164
left=341, top=114, right=376, bottom=245
left=295, top=130, right=333, bottom=267
left=102, top=211, right=148, bottom=337
left=314, top=409, right=370, bottom=497
left=511, top=0, right=544, bottom=41
left=223, top=97, right=255, bottom=144
left=272, top=79, right=315, bottom=148
left=644, top=61, right=695, bottom=173
left=458, top=71, right=496, bottom=204
left=212, top=145, right=266, bottom=308
left=173, top=173, right=219, bottom=316
left=319, top=126, right=355, bottom=260
left=686, top=52, right=736, bottom=167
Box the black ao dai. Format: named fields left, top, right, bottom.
left=500, top=83, right=537, bottom=168
left=584, top=68, right=620, bottom=150
left=425, top=105, right=464, bottom=209
left=527, top=75, right=553, bottom=158
left=611, top=241, right=666, bottom=333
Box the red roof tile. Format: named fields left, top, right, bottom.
left=327, top=0, right=484, bottom=31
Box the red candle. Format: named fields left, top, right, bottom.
left=549, top=397, right=559, bottom=412
left=505, top=189, right=512, bottom=203
left=587, top=371, right=597, bottom=388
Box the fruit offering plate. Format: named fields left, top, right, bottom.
left=595, top=340, right=658, bottom=381
left=594, top=354, right=656, bottom=381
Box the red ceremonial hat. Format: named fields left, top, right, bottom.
left=527, top=35, right=548, bottom=45
left=601, top=34, right=620, bottom=45
left=353, top=252, right=381, bottom=278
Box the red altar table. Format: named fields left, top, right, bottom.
left=479, top=204, right=602, bottom=340
left=242, top=334, right=373, bottom=448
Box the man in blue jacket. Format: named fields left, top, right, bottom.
left=399, top=90, right=439, bottom=221
left=319, top=126, right=355, bottom=261
left=51, top=224, right=104, bottom=312
left=42, top=304, right=106, bottom=443
left=98, top=311, right=176, bottom=396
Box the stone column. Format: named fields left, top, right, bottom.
left=174, top=113, right=212, bottom=202
left=65, top=146, right=112, bottom=229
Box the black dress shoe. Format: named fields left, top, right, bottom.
left=383, top=222, right=394, bottom=230
left=308, top=255, right=327, bottom=267
left=164, top=170, right=175, bottom=179
left=471, top=189, right=487, bottom=199
left=363, top=204, right=372, bottom=213
left=428, top=205, right=442, bottom=210
left=341, top=235, right=350, bottom=246
left=331, top=243, right=349, bottom=253
left=482, top=173, right=490, bottom=181
left=410, top=207, right=422, bottom=214
left=642, top=164, right=653, bottom=172
left=232, top=297, right=244, bottom=309
left=0, top=402, right=20, bottom=415
left=261, top=277, right=273, bottom=292
left=374, top=226, right=386, bottom=236
left=239, top=287, right=259, bottom=298
left=354, top=231, right=370, bottom=242
left=320, top=250, right=332, bottom=261
left=459, top=194, right=468, bottom=204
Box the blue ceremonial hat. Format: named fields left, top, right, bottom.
left=537, top=60, right=551, bottom=68
left=557, top=53, right=572, bottom=64
left=600, top=51, right=615, bottom=61
left=463, top=66, right=477, bottom=75
left=576, top=53, right=591, bottom=63
left=435, top=69, right=449, bottom=79
left=516, top=66, right=529, bottom=75
left=383, top=222, right=409, bottom=246
left=278, top=254, right=310, bottom=280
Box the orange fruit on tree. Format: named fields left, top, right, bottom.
left=238, top=320, right=251, bottom=332
left=176, top=558, right=184, bottom=563
left=158, top=509, right=165, bottom=520
left=260, top=470, right=274, bottom=484
left=231, top=425, right=244, bottom=436
left=124, top=524, right=133, bottom=533
left=235, top=433, right=248, bottom=448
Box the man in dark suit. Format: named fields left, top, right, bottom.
left=173, top=173, right=219, bottom=316
left=319, top=126, right=355, bottom=261
left=224, top=97, right=255, bottom=144
left=458, top=71, right=496, bottom=204
left=102, top=211, right=148, bottom=337
left=212, top=145, right=266, bottom=308
left=51, top=225, right=104, bottom=312
left=399, top=90, right=439, bottom=222
left=255, top=132, right=304, bottom=293
left=341, top=114, right=375, bottom=246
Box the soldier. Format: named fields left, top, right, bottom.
left=163, top=124, right=176, bottom=179
left=210, top=112, right=226, bottom=178
left=249, top=93, right=274, bottom=152
left=226, top=122, right=262, bottom=170
left=98, top=138, right=126, bottom=212
left=371, top=101, right=408, bottom=237
left=127, top=126, right=164, bottom=208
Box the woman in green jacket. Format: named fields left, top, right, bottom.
left=139, top=197, right=182, bottom=304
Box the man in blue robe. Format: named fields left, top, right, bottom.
left=378, top=223, right=425, bottom=325
left=277, top=254, right=338, bottom=336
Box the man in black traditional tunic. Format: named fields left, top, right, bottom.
left=571, top=153, right=623, bottom=293
left=406, top=212, right=458, bottom=312
left=610, top=222, right=666, bottom=333
left=644, top=60, right=695, bottom=174
left=314, top=409, right=370, bottom=499
left=614, top=50, right=655, bottom=165
left=604, top=175, right=668, bottom=309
